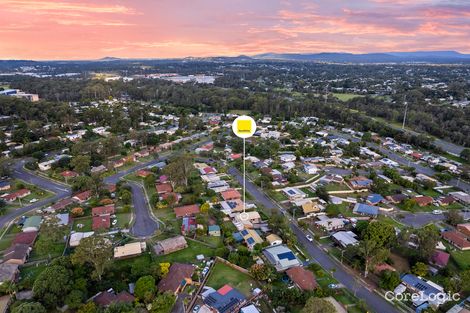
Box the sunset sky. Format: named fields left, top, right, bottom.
left=1, top=0, right=470, bottom=60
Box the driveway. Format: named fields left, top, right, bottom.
left=228, top=167, right=400, bottom=313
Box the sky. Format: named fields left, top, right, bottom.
left=1, top=0, right=470, bottom=60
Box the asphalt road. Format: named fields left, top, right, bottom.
left=228, top=167, right=400, bottom=313
left=0, top=160, right=72, bottom=228
left=127, top=181, right=159, bottom=238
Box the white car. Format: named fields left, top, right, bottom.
left=29, top=198, right=38, bottom=203
left=306, top=234, right=313, bottom=242
left=112, top=219, right=118, bottom=226
left=432, top=210, right=443, bottom=215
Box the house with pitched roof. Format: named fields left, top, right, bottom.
left=158, top=263, right=194, bottom=294
left=263, top=245, right=301, bottom=271
left=203, top=284, right=246, bottom=313
left=174, top=204, right=200, bottom=218
left=286, top=266, right=318, bottom=291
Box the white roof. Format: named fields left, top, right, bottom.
left=69, top=232, right=94, bottom=247
left=241, top=305, right=260, bottom=313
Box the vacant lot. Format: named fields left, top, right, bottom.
left=205, top=261, right=257, bottom=297
left=153, top=239, right=215, bottom=263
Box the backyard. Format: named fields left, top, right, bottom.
left=205, top=261, right=258, bottom=297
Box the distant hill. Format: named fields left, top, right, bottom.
left=253, top=51, right=470, bottom=63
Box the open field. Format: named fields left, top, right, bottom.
left=332, top=93, right=364, bottom=101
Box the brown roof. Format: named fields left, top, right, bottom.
left=3, top=244, right=30, bottom=262
left=442, top=231, right=470, bottom=249
left=92, top=215, right=110, bottom=230
left=386, top=194, right=407, bottom=203
left=158, top=263, right=194, bottom=293
left=221, top=189, right=242, bottom=201
left=412, top=196, right=433, bottom=207
left=12, top=231, right=38, bottom=246
left=93, top=290, right=134, bottom=307
left=286, top=267, right=317, bottom=291
left=439, top=196, right=456, bottom=205
left=156, top=183, right=173, bottom=194
left=92, top=204, right=115, bottom=216
left=73, top=190, right=92, bottom=202
left=174, top=204, right=200, bottom=218
left=50, top=198, right=74, bottom=211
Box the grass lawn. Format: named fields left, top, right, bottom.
left=300, top=187, right=316, bottom=198
left=205, top=261, right=258, bottom=297
left=116, top=213, right=132, bottom=228
left=153, top=239, right=215, bottom=263
left=450, top=249, right=470, bottom=270
left=332, top=93, right=364, bottom=102
left=267, top=190, right=288, bottom=202
left=73, top=216, right=93, bottom=232
left=325, top=183, right=350, bottom=192
left=29, top=240, right=65, bottom=261
left=0, top=225, right=22, bottom=253
left=197, top=235, right=223, bottom=248
left=377, top=215, right=405, bottom=229
left=7, top=179, right=55, bottom=207
left=416, top=187, right=440, bottom=198
left=19, top=264, right=47, bottom=289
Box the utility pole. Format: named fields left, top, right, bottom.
left=402, top=95, right=408, bottom=130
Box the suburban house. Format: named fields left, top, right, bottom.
left=353, top=203, right=380, bottom=217
left=234, top=211, right=261, bottom=229
left=315, top=217, right=346, bottom=231
left=136, top=169, right=152, bottom=178
left=442, top=231, right=470, bottom=250
left=239, top=229, right=263, bottom=250
left=92, top=215, right=111, bottom=231
left=114, top=242, right=146, bottom=259
left=1, top=189, right=31, bottom=202
left=412, top=196, right=434, bottom=207
left=3, top=244, right=31, bottom=264
left=220, top=189, right=242, bottom=201
left=208, top=225, right=221, bottom=236
left=332, top=231, right=359, bottom=248
left=0, top=181, right=11, bottom=191
left=153, top=236, right=188, bottom=255
left=301, top=200, right=321, bottom=215
left=366, top=194, right=385, bottom=205
left=282, top=187, right=307, bottom=201
left=348, top=176, right=373, bottom=190
left=457, top=223, right=470, bottom=237
left=92, top=289, right=135, bottom=307
left=12, top=231, right=37, bottom=246
left=266, top=234, right=283, bottom=246
left=0, top=263, right=19, bottom=284
left=91, top=165, right=107, bottom=175
left=156, top=183, right=173, bottom=195
left=48, top=198, right=74, bottom=212
left=69, top=232, right=94, bottom=247
left=60, top=170, right=78, bottom=179
left=92, top=204, right=115, bottom=216
left=438, top=195, right=456, bottom=206
left=72, top=190, right=92, bottom=203
left=286, top=266, right=318, bottom=291
left=22, top=216, right=42, bottom=232
left=263, top=245, right=302, bottom=271
left=386, top=194, right=407, bottom=204
left=203, top=284, right=246, bottom=313
left=303, top=164, right=318, bottom=175
left=157, top=263, right=195, bottom=294
left=174, top=204, right=200, bottom=218
left=399, top=274, right=448, bottom=308
left=430, top=251, right=450, bottom=268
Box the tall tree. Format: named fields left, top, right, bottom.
left=32, top=265, right=72, bottom=308
left=301, top=297, right=336, bottom=313
left=163, top=154, right=193, bottom=187
left=71, top=236, right=112, bottom=281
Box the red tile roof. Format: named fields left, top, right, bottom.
left=92, top=204, right=115, bottom=216
left=221, top=189, right=241, bottom=201
left=73, top=190, right=92, bottom=202
left=92, top=215, right=110, bottom=230
left=156, top=183, right=173, bottom=194
left=174, top=204, right=200, bottom=218
left=286, top=266, right=318, bottom=291
left=412, top=196, right=433, bottom=207
left=50, top=198, right=74, bottom=211
left=13, top=231, right=38, bottom=246
left=218, top=284, right=233, bottom=296
left=137, top=169, right=152, bottom=177
left=442, top=231, right=470, bottom=250
left=431, top=250, right=450, bottom=268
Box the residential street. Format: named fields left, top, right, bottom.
left=0, top=159, right=72, bottom=229
left=127, top=181, right=159, bottom=238
left=228, top=167, right=400, bottom=313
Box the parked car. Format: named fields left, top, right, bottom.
left=432, top=210, right=443, bottom=215
left=306, top=234, right=313, bottom=242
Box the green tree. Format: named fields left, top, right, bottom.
left=150, top=293, right=176, bottom=313
left=77, top=302, right=98, bottom=313
left=315, top=186, right=330, bottom=202
left=379, top=270, right=401, bottom=290
left=65, top=290, right=84, bottom=309
left=134, top=275, right=156, bottom=303
left=363, top=221, right=396, bottom=248
left=415, top=225, right=439, bottom=260
left=12, top=302, right=46, bottom=313
left=70, top=155, right=91, bottom=174
left=163, top=154, right=193, bottom=187
left=412, top=262, right=429, bottom=277
left=200, top=202, right=210, bottom=214
left=356, top=239, right=389, bottom=277
left=460, top=148, right=470, bottom=162
left=32, top=265, right=72, bottom=308
left=249, top=264, right=275, bottom=281
left=301, top=297, right=336, bottom=313
left=71, top=236, right=112, bottom=281
left=445, top=209, right=464, bottom=226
